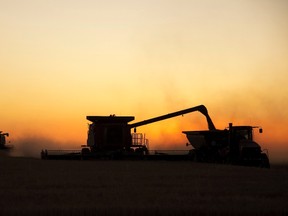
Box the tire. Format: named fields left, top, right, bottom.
left=260, top=153, right=270, bottom=169
left=81, top=148, right=90, bottom=160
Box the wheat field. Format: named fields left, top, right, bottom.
left=0, top=155, right=287, bottom=215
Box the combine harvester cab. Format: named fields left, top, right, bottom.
left=81, top=115, right=149, bottom=159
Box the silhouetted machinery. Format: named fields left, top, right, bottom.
left=81, top=106, right=214, bottom=159
left=0, top=131, right=12, bottom=150
left=183, top=124, right=270, bottom=168
left=41, top=105, right=270, bottom=168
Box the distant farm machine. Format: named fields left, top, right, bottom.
left=41, top=105, right=270, bottom=168
left=0, top=131, right=12, bottom=150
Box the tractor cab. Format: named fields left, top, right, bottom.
left=231, top=126, right=254, bottom=141
left=228, top=124, right=266, bottom=166
left=229, top=124, right=262, bottom=142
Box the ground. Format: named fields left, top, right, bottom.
left=0, top=156, right=287, bottom=215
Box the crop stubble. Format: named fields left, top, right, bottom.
left=0, top=156, right=287, bottom=215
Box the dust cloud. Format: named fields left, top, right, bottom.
left=9, top=135, right=81, bottom=158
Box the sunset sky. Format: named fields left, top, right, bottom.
left=1, top=0, right=288, bottom=163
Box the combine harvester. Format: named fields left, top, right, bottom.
left=41, top=105, right=270, bottom=168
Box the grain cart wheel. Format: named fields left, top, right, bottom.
left=188, top=149, right=196, bottom=161
left=260, top=153, right=270, bottom=169
left=81, top=147, right=90, bottom=160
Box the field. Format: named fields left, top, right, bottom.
left=0, top=156, right=288, bottom=216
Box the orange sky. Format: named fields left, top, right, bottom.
left=1, top=0, right=288, bottom=163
